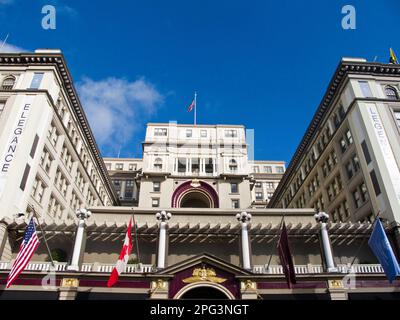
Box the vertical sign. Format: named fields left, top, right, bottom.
left=367, top=104, right=400, bottom=204
left=0, top=96, right=35, bottom=200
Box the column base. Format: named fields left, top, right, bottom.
left=66, top=265, right=80, bottom=271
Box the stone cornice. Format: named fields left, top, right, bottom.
left=268, top=60, right=400, bottom=207
left=0, top=53, right=118, bottom=205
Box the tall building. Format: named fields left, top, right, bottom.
left=0, top=50, right=118, bottom=239
left=0, top=52, right=399, bottom=300
left=103, top=123, right=285, bottom=210
left=269, top=57, right=400, bottom=235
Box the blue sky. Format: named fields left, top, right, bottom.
left=0, top=0, right=399, bottom=163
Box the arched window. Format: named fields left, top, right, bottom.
left=154, top=158, right=163, bottom=171
left=228, top=159, right=237, bottom=172
left=1, top=75, right=16, bottom=91
left=384, top=86, right=399, bottom=100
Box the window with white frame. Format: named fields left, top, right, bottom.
left=153, top=181, right=161, bottom=192
left=152, top=198, right=160, bottom=207
left=1, top=75, right=16, bottom=90
left=200, top=130, right=207, bottom=137
left=276, top=166, right=284, bottom=173
left=0, top=100, right=5, bottom=118
left=30, top=72, right=44, bottom=89
left=229, top=159, right=238, bottom=173
left=186, top=129, right=192, bottom=137
left=154, top=158, right=163, bottom=171
left=264, top=166, right=272, bottom=173
left=384, top=86, right=398, bottom=100
left=154, top=128, right=167, bottom=136
left=393, top=110, right=400, bottom=127
left=231, top=199, right=240, bottom=209
left=225, top=129, right=237, bottom=138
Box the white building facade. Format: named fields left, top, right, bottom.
left=0, top=50, right=117, bottom=225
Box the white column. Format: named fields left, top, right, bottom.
left=156, top=211, right=172, bottom=269
left=236, top=212, right=252, bottom=270
left=67, top=209, right=92, bottom=271
left=314, top=212, right=337, bottom=272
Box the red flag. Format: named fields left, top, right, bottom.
left=107, top=217, right=133, bottom=287
left=277, top=221, right=296, bottom=288
left=187, top=98, right=195, bottom=112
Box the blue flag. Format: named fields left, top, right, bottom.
left=368, top=219, right=400, bottom=283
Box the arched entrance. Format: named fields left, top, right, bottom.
left=180, top=190, right=212, bottom=208
left=173, top=282, right=235, bottom=300
left=171, top=181, right=219, bottom=208
left=180, top=287, right=228, bottom=299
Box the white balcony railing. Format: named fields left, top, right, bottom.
left=0, top=261, right=383, bottom=275
left=252, top=264, right=384, bottom=275
left=0, top=261, right=155, bottom=274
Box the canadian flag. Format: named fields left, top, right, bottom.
left=107, top=217, right=133, bottom=287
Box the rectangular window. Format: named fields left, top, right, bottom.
left=154, top=128, right=167, bottom=136
left=359, top=81, right=373, bottom=98
left=30, top=72, right=44, bottom=89
left=205, top=158, right=213, bottom=174
left=370, top=170, right=381, bottom=196
left=255, top=182, right=262, bottom=188
left=106, top=163, right=111, bottom=170
left=20, top=164, right=31, bottom=191
left=352, top=189, right=362, bottom=208
left=276, top=166, right=284, bottom=173
left=231, top=199, right=240, bottom=209
left=253, top=166, right=260, bottom=173
left=266, top=182, right=274, bottom=189
left=153, top=181, right=161, bottom=192
left=256, top=192, right=263, bottom=200
left=394, top=111, right=400, bottom=127
left=201, top=130, right=207, bottom=137
left=191, top=158, right=200, bottom=173
left=264, top=166, right=272, bottom=173
left=129, top=163, right=137, bottom=171
left=361, top=140, right=372, bottom=164
left=186, top=129, right=192, bottom=137
left=178, top=158, right=186, bottom=173
left=231, top=183, right=238, bottom=194
left=152, top=198, right=160, bottom=207
left=29, top=135, right=39, bottom=159
left=0, top=100, right=5, bottom=117
left=115, top=163, right=123, bottom=170
left=225, top=129, right=237, bottom=138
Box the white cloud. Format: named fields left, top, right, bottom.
left=0, top=43, right=27, bottom=53
left=78, top=77, right=164, bottom=155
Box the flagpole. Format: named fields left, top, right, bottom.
left=31, top=206, right=55, bottom=267
left=266, top=215, right=285, bottom=271
left=348, top=211, right=381, bottom=271
left=194, top=91, right=197, bottom=126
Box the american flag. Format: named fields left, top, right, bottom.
left=187, top=98, right=195, bottom=112
left=6, top=218, right=39, bottom=288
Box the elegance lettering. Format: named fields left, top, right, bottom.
left=1, top=104, right=31, bottom=173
